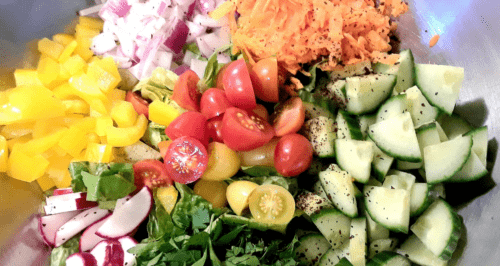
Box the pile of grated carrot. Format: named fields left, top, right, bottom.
left=225, top=0, right=409, bottom=74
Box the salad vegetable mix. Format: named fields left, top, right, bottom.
left=0, top=0, right=492, bottom=265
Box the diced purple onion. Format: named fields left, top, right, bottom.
left=163, top=19, right=189, bottom=54
left=99, top=0, right=132, bottom=18
left=196, top=0, right=216, bottom=15
left=190, top=58, right=208, bottom=79
left=173, top=64, right=191, bottom=75
left=91, top=33, right=117, bottom=55
left=192, top=14, right=221, bottom=28
left=185, top=21, right=206, bottom=43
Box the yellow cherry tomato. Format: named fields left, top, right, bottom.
left=202, top=142, right=240, bottom=181
left=238, top=138, right=278, bottom=167
left=193, top=179, right=228, bottom=208
left=248, top=184, right=295, bottom=225
left=226, top=180, right=259, bottom=216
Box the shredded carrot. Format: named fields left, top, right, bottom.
left=429, top=34, right=440, bottom=48
left=228, top=0, right=409, bottom=74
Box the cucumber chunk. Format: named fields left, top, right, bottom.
left=358, top=113, right=377, bottom=139
left=329, top=61, right=372, bottom=80
left=464, top=126, right=488, bottom=167
left=337, top=110, right=363, bottom=140
left=311, top=208, right=352, bottom=248
left=302, top=116, right=337, bottom=158
left=336, top=257, right=355, bottom=266
left=404, top=86, right=439, bottom=128
left=373, top=49, right=415, bottom=95
left=317, top=243, right=351, bottom=266
left=367, top=251, right=410, bottom=266
left=319, top=167, right=358, bottom=217
left=382, top=172, right=415, bottom=192
left=349, top=217, right=367, bottom=266
left=335, top=139, right=374, bottom=184
left=368, top=112, right=422, bottom=163
left=345, top=74, right=396, bottom=115
left=367, top=138, right=394, bottom=182
left=296, top=191, right=334, bottom=216
left=364, top=186, right=410, bottom=233
left=327, top=79, right=348, bottom=109
left=368, top=239, right=398, bottom=259
left=375, top=95, right=408, bottom=123
left=409, top=183, right=432, bottom=217
left=397, top=235, right=448, bottom=266
left=447, top=150, right=488, bottom=182
left=295, top=233, right=332, bottom=265
left=299, top=90, right=337, bottom=120
left=366, top=211, right=390, bottom=242
left=410, top=199, right=462, bottom=260
left=437, top=113, right=473, bottom=140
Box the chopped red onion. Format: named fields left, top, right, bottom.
left=192, top=14, right=221, bottom=28
left=139, top=34, right=165, bottom=78
left=91, top=33, right=117, bottom=55
left=195, top=35, right=213, bottom=58
left=163, top=19, right=189, bottom=54
left=196, top=0, right=216, bottom=15
left=182, top=50, right=197, bottom=66
left=217, top=53, right=231, bottom=64
left=190, top=58, right=208, bottom=79
left=173, top=64, right=191, bottom=75
left=186, top=21, right=206, bottom=43
left=154, top=50, right=174, bottom=70
left=99, top=0, right=132, bottom=18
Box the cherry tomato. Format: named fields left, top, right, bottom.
left=248, top=184, right=295, bottom=225
left=252, top=104, right=269, bottom=121
left=207, top=116, right=224, bottom=143
left=238, top=138, right=278, bottom=167
left=171, top=70, right=201, bottom=112
left=226, top=180, right=259, bottom=216
left=133, top=159, right=173, bottom=188
left=249, top=57, right=279, bottom=103
left=221, top=107, right=275, bottom=151
left=165, top=111, right=209, bottom=146
left=157, top=140, right=172, bottom=158
left=126, top=91, right=149, bottom=118
left=193, top=179, right=228, bottom=208
left=274, top=134, right=313, bottom=177
left=222, top=59, right=257, bottom=110
left=202, top=142, right=241, bottom=181
left=216, top=63, right=229, bottom=90
left=270, top=97, right=305, bottom=136
left=164, top=136, right=208, bottom=184
left=200, top=88, right=233, bottom=119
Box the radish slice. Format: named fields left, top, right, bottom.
left=44, top=198, right=98, bottom=215
left=66, top=252, right=98, bottom=266
left=45, top=192, right=85, bottom=205
left=118, top=236, right=138, bottom=266
left=79, top=215, right=112, bottom=252
left=53, top=188, right=73, bottom=196
left=54, top=207, right=110, bottom=247
left=96, top=187, right=153, bottom=239
left=91, top=240, right=125, bottom=266
left=39, top=210, right=82, bottom=247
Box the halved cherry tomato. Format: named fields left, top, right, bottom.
left=221, top=107, right=275, bottom=151
left=157, top=140, right=172, bottom=158
left=248, top=184, right=295, bottom=225
left=165, top=111, right=209, bottom=146
left=238, top=138, right=278, bottom=167
left=164, top=136, right=208, bottom=184
left=200, top=88, right=233, bottom=119
left=171, top=70, right=201, bottom=112
left=222, top=59, right=257, bottom=110
left=133, top=159, right=173, bottom=188
left=270, top=97, right=305, bottom=136
left=274, top=133, right=313, bottom=177
left=216, top=63, right=229, bottom=90
left=249, top=57, right=279, bottom=103
left=126, top=91, right=150, bottom=118
left=252, top=104, right=269, bottom=121
left=207, top=115, right=224, bottom=143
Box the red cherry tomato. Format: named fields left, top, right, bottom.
left=164, top=136, right=208, bottom=184
left=126, top=91, right=149, bottom=118
left=274, top=134, right=313, bottom=177
left=216, top=63, right=229, bottom=90
left=252, top=104, right=270, bottom=121
left=171, top=70, right=201, bottom=112
left=200, top=88, right=233, bottom=119
left=207, top=115, right=224, bottom=143
left=165, top=111, right=209, bottom=146
left=222, top=59, right=257, bottom=110
left=133, top=159, right=173, bottom=188
left=270, top=97, right=305, bottom=136
left=249, top=57, right=279, bottom=103
left=221, top=107, right=275, bottom=151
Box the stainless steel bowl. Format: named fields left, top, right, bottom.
left=0, top=0, right=499, bottom=265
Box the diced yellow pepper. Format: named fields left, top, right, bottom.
left=14, top=69, right=44, bottom=87
left=0, top=135, right=8, bottom=172
left=8, top=144, right=50, bottom=182
left=106, top=115, right=148, bottom=147
left=32, top=118, right=67, bottom=139
left=58, top=40, right=78, bottom=63
left=149, top=100, right=180, bottom=127
left=75, top=24, right=100, bottom=39
left=157, top=186, right=179, bottom=214
left=108, top=88, right=127, bottom=106
left=110, top=101, right=138, bottom=128
left=53, top=83, right=77, bottom=100
left=38, top=38, right=65, bottom=61
left=98, top=57, right=121, bottom=79
left=63, top=99, right=90, bottom=115
left=46, top=154, right=73, bottom=188
left=78, top=16, right=104, bottom=31
left=88, top=56, right=101, bottom=64
left=0, top=121, right=34, bottom=139
left=85, top=143, right=113, bottom=163
left=58, top=117, right=96, bottom=157
left=87, top=61, right=121, bottom=94
left=62, top=55, right=87, bottom=76
left=87, top=132, right=100, bottom=144
left=50, top=145, right=68, bottom=157
left=74, top=36, right=94, bottom=61
left=7, top=134, right=31, bottom=151
left=37, top=57, right=60, bottom=86
left=52, top=33, right=75, bottom=46
left=89, top=99, right=111, bottom=116
left=36, top=174, right=56, bottom=191
left=95, top=116, right=113, bottom=137
left=69, top=73, right=108, bottom=102
left=56, top=66, right=72, bottom=81
left=18, top=128, right=68, bottom=156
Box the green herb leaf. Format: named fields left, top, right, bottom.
left=98, top=200, right=117, bottom=210
left=302, top=60, right=327, bottom=92
left=49, top=234, right=80, bottom=266
left=184, top=43, right=202, bottom=57
left=141, top=122, right=169, bottom=149
left=147, top=199, right=176, bottom=239
left=240, top=165, right=280, bottom=177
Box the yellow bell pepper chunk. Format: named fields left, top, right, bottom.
left=8, top=144, right=50, bottom=182
left=52, top=83, right=77, bottom=100
left=149, top=100, right=180, bottom=127
left=78, top=16, right=104, bottom=31
left=56, top=65, right=72, bottom=81
left=75, top=24, right=100, bottom=39
left=7, top=134, right=31, bottom=151
left=52, top=33, right=75, bottom=46
left=108, top=88, right=127, bottom=106
left=85, top=143, right=113, bottom=163
left=87, top=61, right=121, bottom=94
left=62, top=55, right=87, bottom=76
left=63, top=99, right=90, bottom=115
left=51, top=145, right=68, bottom=157
left=58, top=40, right=78, bottom=63
left=0, top=135, right=8, bottom=172
left=58, top=117, right=96, bottom=157
left=18, top=128, right=68, bottom=156
left=74, top=36, right=94, bottom=61
left=106, top=114, right=148, bottom=147
left=36, top=174, right=56, bottom=192
left=0, top=121, right=34, bottom=139
left=157, top=186, right=178, bottom=214
left=95, top=116, right=113, bottom=137
left=69, top=73, right=108, bottom=102
left=87, top=132, right=100, bottom=144
left=88, top=56, right=101, bottom=64
left=38, top=38, right=65, bottom=61
left=110, top=101, right=138, bottom=128
left=32, top=117, right=67, bottom=139
left=14, top=69, right=44, bottom=86
left=46, top=154, right=73, bottom=188
left=37, top=57, right=60, bottom=86
left=96, top=57, right=121, bottom=80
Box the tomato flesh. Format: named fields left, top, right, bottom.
left=270, top=97, right=305, bottom=136
left=274, top=134, right=313, bottom=177
left=164, top=136, right=208, bottom=184
left=222, top=59, right=257, bottom=110
left=249, top=57, right=279, bottom=103
left=252, top=104, right=270, bottom=121
left=133, top=159, right=173, bottom=188
left=200, top=88, right=233, bottom=119
left=165, top=111, right=209, bottom=146
left=221, top=107, right=275, bottom=151
left=126, top=91, right=150, bottom=118
left=171, top=70, right=201, bottom=112
left=206, top=115, right=224, bottom=143
left=248, top=184, right=295, bottom=225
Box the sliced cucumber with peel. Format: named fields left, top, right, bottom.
left=317, top=243, right=351, bottom=266
left=447, top=150, right=488, bottom=182
left=367, top=138, right=394, bottom=182
left=345, top=74, right=396, bottom=115
left=299, top=90, right=338, bottom=120
left=373, top=49, right=415, bottom=95
left=302, top=116, right=337, bottom=158
left=366, top=211, right=390, bottom=242
left=404, top=86, right=439, bottom=128
left=311, top=208, right=352, bottom=248
left=375, top=94, right=408, bottom=124
left=327, top=79, right=348, bottom=109
left=364, top=186, right=410, bottom=234
left=382, top=173, right=415, bottom=192
left=335, top=139, right=374, bottom=184
left=437, top=113, right=473, bottom=140
left=409, top=183, right=432, bottom=217
left=464, top=126, right=488, bottom=167
left=337, top=110, right=363, bottom=140
left=295, top=233, right=332, bottom=265
left=368, top=239, right=398, bottom=259
left=367, top=251, right=411, bottom=266
left=319, top=168, right=358, bottom=217
left=397, top=234, right=448, bottom=266
left=358, top=113, right=377, bottom=139
left=329, top=60, right=372, bottom=80
left=349, top=217, right=367, bottom=266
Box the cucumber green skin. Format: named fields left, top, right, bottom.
left=346, top=75, right=397, bottom=115
left=367, top=251, right=411, bottom=266
left=338, top=110, right=364, bottom=140
left=299, top=89, right=338, bottom=119
left=432, top=199, right=462, bottom=260
left=410, top=184, right=432, bottom=217
left=415, top=121, right=437, bottom=134
left=335, top=258, right=354, bottom=266
left=375, top=94, right=408, bottom=122
left=364, top=186, right=409, bottom=234
left=296, top=233, right=333, bottom=265
left=367, top=133, right=422, bottom=163
left=437, top=112, right=473, bottom=139
left=463, top=125, right=487, bottom=137
left=415, top=67, right=460, bottom=116
left=426, top=136, right=473, bottom=185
